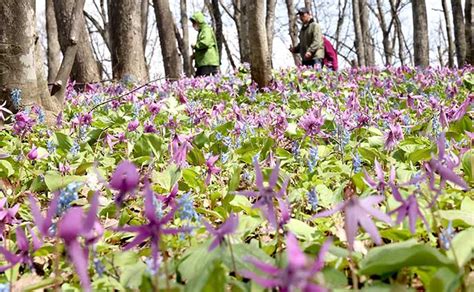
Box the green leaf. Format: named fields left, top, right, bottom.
left=187, top=145, right=205, bottom=165
left=461, top=196, right=474, bottom=212
left=228, top=166, right=241, bottom=192
left=447, top=227, right=474, bottom=267
left=0, top=160, right=14, bottom=177
left=408, top=147, right=433, bottom=163
left=182, top=168, right=204, bottom=190
left=53, top=132, right=73, bottom=153
left=286, top=219, right=315, bottom=241
left=144, top=133, right=162, bottom=160
left=44, top=172, right=86, bottom=191
left=461, top=149, right=472, bottom=182
left=358, top=147, right=379, bottom=163
left=186, top=261, right=227, bottom=292
left=429, top=267, right=461, bottom=292
left=359, top=240, right=457, bottom=275
left=120, top=261, right=147, bottom=289
left=153, top=164, right=181, bottom=191
left=438, top=210, right=474, bottom=226
left=321, top=267, right=348, bottom=289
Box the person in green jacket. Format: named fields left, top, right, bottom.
left=289, top=7, right=324, bottom=67
left=190, top=12, right=220, bottom=77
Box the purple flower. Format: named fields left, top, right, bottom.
left=422, top=133, right=468, bottom=206
left=170, top=134, right=193, bottom=167
left=160, top=184, right=179, bottom=207
left=143, top=121, right=157, bottom=133
left=12, top=111, right=35, bottom=137
left=127, top=119, right=139, bottom=132
left=27, top=145, right=38, bottom=160
left=237, top=159, right=289, bottom=229
left=299, top=108, right=324, bottom=137
left=202, top=213, right=239, bottom=251
left=205, top=155, right=220, bottom=185
left=29, top=194, right=59, bottom=237
left=242, top=233, right=331, bottom=292
left=109, top=160, right=140, bottom=206
left=389, top=193, right=429, bottom=234
left=384, top=123, right=404, bottom=151
left=0, top=198, right=19, bottom=234
left=118, top=180, right=190, bottom=273
left=0, top=227, right=41, bottom=272
left=79, top=112, right=93, bottom=126
left=363, top=159, right=390, bottom=195
left=314, top=195, right=392, bottom=250
left=57, top=192, right=102, bottom=292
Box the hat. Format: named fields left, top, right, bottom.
left=296, top=7, right=310, bottom=15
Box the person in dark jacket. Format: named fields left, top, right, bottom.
left=190, top=12, right=220, bottom=77
left=289, top=7, right=324, bottom=67
left=323, top=37, right=338, bottom=71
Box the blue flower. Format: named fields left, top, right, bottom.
left=308, top=147, right=319, bottom=172
left=10, top=88, right=21, bottom=110
left=353, top=153, right=362, bottom=173
left=291, top=141, right=300, bottom=157
left=307, top=188, right=318, bottom=211
left=69, top=140, right=80, bottom=156
left=57, top=182, right=82, bottom=215
left=177, top=192, right=199, bottom=221
left=222, top=136, right=233, bottom=148
left=46, top=140, right=57, bottom=154
left=439, top=221, right=455, bottom=250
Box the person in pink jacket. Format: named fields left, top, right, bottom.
left=323, top=37, right=338, bottom=71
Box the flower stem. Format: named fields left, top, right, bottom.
left=226, top=236, right=238, bottom=274
left=348, top=250, right=359, bottom=290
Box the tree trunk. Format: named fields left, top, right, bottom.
left=54, top=0, right=101, bottom=83
left=153, top=0, right=182, bottom=79
left=285, top=0, right=301, bottom=66
left=352, top=0, right=366, bottom=66
left=248, top=0, right=271, bottom=88
left=373, top=0, right=393, bottom=65
left=211, top=0, right=223, bottom=63
left=441, top=0, right=455, bottom=67
left=0, top=0, right=60, bottom=119
left=266, top=0, right=276, bottom=67
left=451, top=0, right=467, bottom=66
left=180, top=0, right=192, bottom=76
left=109, top=0, right=148, bottom=82
left=359, top=0, right=374, bottom=66
left=46, top=0, right=61, bottom=83
left=466, top=0, right=473, bottom=65
left=238, top=0, right=251, bottom=64
left=411, top=0, right=429, bottom=67
left=141, top=0, right=148, bottom=53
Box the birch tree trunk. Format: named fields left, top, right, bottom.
left=248, top=0, right=271, bottom=88
left=46, top=0, right=61, bottom=83
left=285, top=0, right=301, bottom=65
left=266, top=0, right=276, bottom=66
left=54, top=0, right=101, bottom=83
left=451, top=0, right=467, bottom=66
left=411, top=0, right=429, bottom=67
left=180, top=0, right=192, bottom=76
left=359, top=0, right=374, bottom=66
left=441, top=0, right=455, bottom=67
left=466, top=0, right=473, bottom=65
left=153, top=0, right=183, bottom=79
left=352, top=0, right=366, bottom=66
left=109, top=0, right=148, bottom=82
